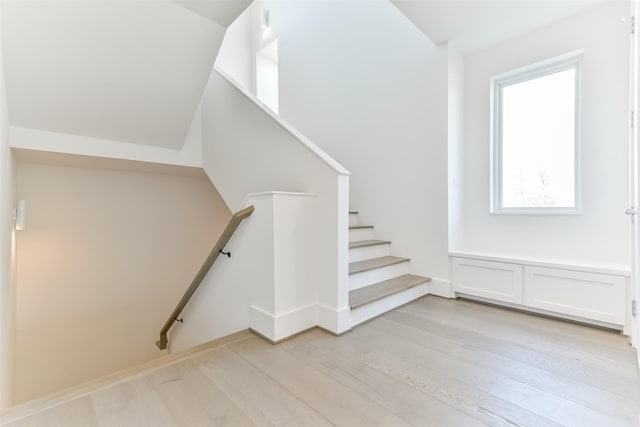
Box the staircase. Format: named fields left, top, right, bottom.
left=348, top=211, right=431, bottom=326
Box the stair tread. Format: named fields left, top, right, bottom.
left=350, top=274, right=431, bottom=309
left=349, top=225, right=373, bottom=230
left=349, top=240, right=391, bottom=249
left=349, top=256, right=409, bottom=275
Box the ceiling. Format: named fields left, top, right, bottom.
left=0, top=0, right=249, bottom=150
left=391, top=0, right=608, bottom=54
left=0, top=0, right=611, bottom=151
left=172, top=0, right=252, bottom=28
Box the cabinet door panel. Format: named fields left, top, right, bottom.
left=452, top=258, right=522, bottom=304
left=524, top=266, right=626, bottom=325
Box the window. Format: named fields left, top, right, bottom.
left=491, top=52, right=582, bottom=214
left=256, top=39, right=279, bottom=114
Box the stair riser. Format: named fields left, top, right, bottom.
left=350, top=283, right=430, bottom=327
left=349, top=262, right=410, bottom=291
left=349, top=244, right=391, bottom=263
left=349, top=213, right=358, bottom=226
left=349, top=228, right=373, bottom=241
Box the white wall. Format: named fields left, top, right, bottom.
left=0, top=10, right=17, bottom=409
left=215, top=5, right=252, bottom=91
left=463, top=1, right=630, bottom=265
left=14, top=161, right=230, bottom=403
left=222, top=0, right=451, bottom=283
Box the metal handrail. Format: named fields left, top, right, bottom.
left=155, top=205, right=255, bottom=350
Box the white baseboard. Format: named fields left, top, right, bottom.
left=250, top=304, right=318, bottom=342
left=249, top=305, right=275, bottom=340
left=316, top=303, right=351, bottom=335
left=429, top=278, right=452, bottom=298
left=274, top=304, right=317, bottom=340
left=456, top=293, right=623, bottom=331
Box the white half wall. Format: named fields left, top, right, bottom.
left=172, top=192, right=339, bottom=349
left=463, top=1, right=630, bottom=265
left=14, top=162, right=230, bottom=403
left=200, top=67, right=350, bottom=334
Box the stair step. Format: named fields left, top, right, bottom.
left=349, top=274, right=431, bottom=309
left=349, top=239, right=390, bottom=249
left=349, top=240, right=392, bottom=263
left=349, top=256, right=409, bottom=275
left=349, top=225, right=374, bottom=242
left=348, top=210, right=359, bottom=226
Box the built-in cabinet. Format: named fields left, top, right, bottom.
left=452, top=258, right=522, bottom=304
left=451, top=253, right=629, bottom=329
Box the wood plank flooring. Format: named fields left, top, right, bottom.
left=3, top=296, right=639, bottom=427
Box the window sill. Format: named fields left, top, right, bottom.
left=490, top=207, right=581, bottom=216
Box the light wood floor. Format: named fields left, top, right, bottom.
left=4, top=296, right=640, bottom=426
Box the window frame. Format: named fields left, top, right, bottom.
left=490, top=51, right=583, bottom=215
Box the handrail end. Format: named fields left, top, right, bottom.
left=156, top=336, right=168, bottom=350
left=238, top=205, right=255, bottom=219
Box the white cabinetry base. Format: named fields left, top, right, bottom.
left=451, top=253, right=629, bottom=331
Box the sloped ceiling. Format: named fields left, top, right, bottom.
left=391, top=0, right=607, bottom=54
left=172, top=0, right=252, bottom=27
left=1, top=0, right=609, bottom=150
left=0, top=0, right=248, bottom=149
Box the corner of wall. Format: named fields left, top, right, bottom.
left=429, top=277, right=453, bottom=298
left=447, top=43, right=465, bottom=253
left=0, top=6, right=17, bottom=407
left=180, top=102, right=203, bottom=167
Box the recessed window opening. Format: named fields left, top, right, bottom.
left=256, top=39, right=279, bottom=114
left=491, top=52, right=582, bottom=214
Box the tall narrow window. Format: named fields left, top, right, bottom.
left=256, top=40, right=279, bottom=114
left=491, top=53, right=581, bottom=214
